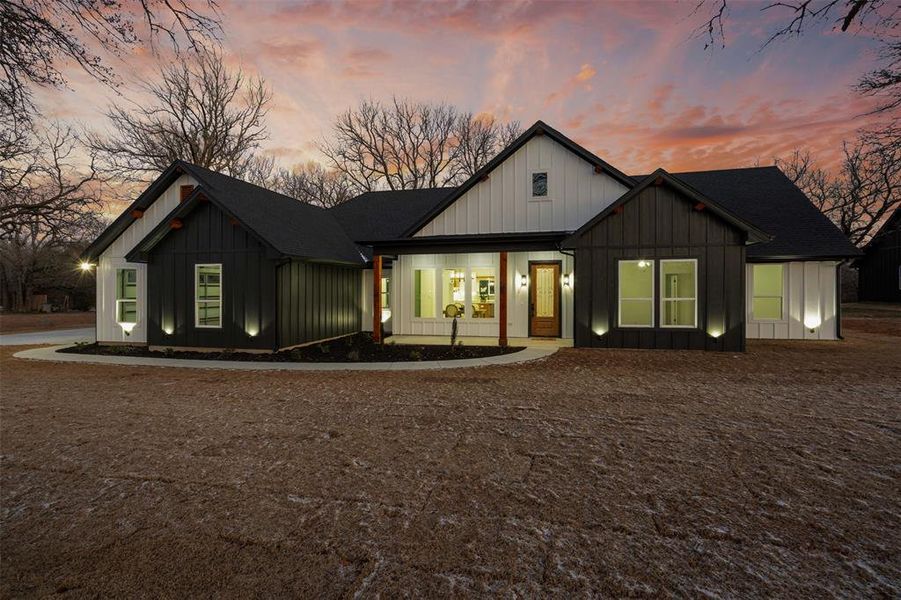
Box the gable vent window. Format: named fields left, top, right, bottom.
left=531, top=171, right=548, bottom=198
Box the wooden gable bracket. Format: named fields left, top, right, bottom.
left=480, top=174, right=490, bottom=182
left=613, top=205, right=625, bottom=215
left=653, top=176, right=664, bottom=186
left=693, top=202, right=706, bottom=212
left=535, top=128, right=545, bottom=136
left=594, top=165, right=604, bottom=174
left=229, top=216, right=240, bottom=226
left=169, top=218, right=183, bottom=230
left=130, top=208, right=145, bottom=219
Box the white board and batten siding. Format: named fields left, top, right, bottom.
left=746, top=261, right=839, bottom=340
left=414, top=135, right=629, bottom=236
left=96, top=174, right=197, bottom=343
left=392, top=251, right=574, bottom=339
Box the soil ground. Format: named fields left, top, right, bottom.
left=0, top=312, right=94, bottom=334
left=1, top=317, right=899, bottom=597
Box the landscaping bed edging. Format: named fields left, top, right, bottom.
left=13, top=345, right=558, bottom=371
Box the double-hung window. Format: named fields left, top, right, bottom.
left=751, top=264, right=784, bottom=320
left=195, top=264, right=222, bottom=328
left=116, top=268, right=137, bottom=324
left=618, top=260, right=654, bottom=327
left=660, top=259, right=697, bottom=328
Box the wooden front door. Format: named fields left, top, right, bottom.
left=529, top=262, right=561, bottom=337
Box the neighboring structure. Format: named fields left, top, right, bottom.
left=857, top=208, right=901, bottom=303
left=82, top=121, right=861, bottom=352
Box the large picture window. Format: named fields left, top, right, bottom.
left=618, top=260, right=654, bottom=327
left=195, top=264, right=222, bottom=328
left=752, top=264, right=784, bottom=320
left=660, top=259, right=697, bottom=328
left=116, top=268, right=137, bottom=324
left=413, top=269, right=435, bottom=318
left=442, top=268, right=466, bottom=318
left=471, top=268, right=496, bottom=318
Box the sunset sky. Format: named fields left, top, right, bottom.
left=36, top=0, right=888, bottom=176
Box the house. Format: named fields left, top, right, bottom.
left=857, top=207, right=900, bottom=303
left=81, top=121, right=861, bottom=353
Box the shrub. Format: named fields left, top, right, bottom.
left=409, top=350, right=422, bottom=361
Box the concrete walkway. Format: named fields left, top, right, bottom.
left=13, top=344, right=558, bottom=371
left=0, top=327, right=95, bottom=346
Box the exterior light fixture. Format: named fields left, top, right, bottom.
left=79, top=261, right=94, bottom=272
left=594, top=327, right=607, bottom=337
left=708, top=329, right=722, bottom=339
left=246, top=326, right=259, bottom=337
left=162, top=326, right=174, bottom=335
left=119, top=322, right=136, bottom=335
left=803, top=314, right=821, bottom=332
left=563, top=273, right=571, bottom=287
left=637, top=260, right=650, bottom=269
left=519, top=274, right=528, bottom=288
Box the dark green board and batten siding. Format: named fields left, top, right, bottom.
left=145, top=201, right=362, bottom=351
left=573, top=183, right=747, bottom=352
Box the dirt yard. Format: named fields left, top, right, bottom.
left=0, top=312, right=94, bottom=334
left=2, top=328, right=899, bottom=597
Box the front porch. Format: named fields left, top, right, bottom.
left=384, top=335, right=573, bottom=348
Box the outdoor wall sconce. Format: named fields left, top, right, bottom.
left=79, top=261, right=94, bottom=272
left=563, top=273, right=571, bottom=287
left=519, top=274, right=528, bottom=288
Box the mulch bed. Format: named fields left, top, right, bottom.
left=58, top=332, right=523, bottom=362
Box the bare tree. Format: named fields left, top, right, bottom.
left=271, top=163, right=354, bottom=208
left=319, top=98, right=522, bottom=191
left=90, top=50, right=271, bottom=183
left=0, top=0, right=222, bottom=126
left=232, top=154, right=276, bottom=187
left=690, top=1, right=900, bottom=116
left=0, top=120, right=105, bottom=310
left=777, top=124, right=900, bottom=245
left=449, top=114, right=523, bottom=180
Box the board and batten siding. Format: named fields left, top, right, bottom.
left=391, top=251, right=574, bottom=339
left=96, top=174, right=197, bottom=343
left=415, top=135, right=628, bottom=236
left=277, top=260, right=362, bottom=349
left=745, top=261, right=839, bottom=340
left=572, top=183, right=747, bottom=351
left=146, top=201, right=278, bottom=350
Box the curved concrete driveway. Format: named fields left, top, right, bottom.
left=13, top=344, right=558, bottom=371
left=0, top=327, right=95, bottom=346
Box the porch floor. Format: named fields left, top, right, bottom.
left=384, top=335, right=573, bottom=348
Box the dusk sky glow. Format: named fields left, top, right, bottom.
left=36, top=0, right=888, bottom=176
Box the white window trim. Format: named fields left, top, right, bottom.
left=529, top=169, right=550, bottom=201
left=750, top=263, right=788, bottom=323
left=411, top=265, right=500, bottom=323
left=617, top=259, right=655, bottom=329
left=115, top=268, right=138, bottom=325
left=195, top=263, right=223, bottom=329
left=659, top=258, right=698, bottom=329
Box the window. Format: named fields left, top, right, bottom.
left=660, top=260, right=697, bottom=328
left=442, top=268, right=466, bottom=318
left=531, top=171, right=548, bottom=198
left=116, top=268, right=137, bottom=324
left=752, top=264, right=784, bottom=320
left=195, top=264, right=222, bottom=328
left=380, top=277, right=390, bottom=309
left=618, top=260, right=654, bottom=327
left=413, top=269, right=435, bottom=318
left=471, top=268, right=496, bottom=318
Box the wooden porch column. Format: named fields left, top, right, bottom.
left=499, top=251, right=508, bottom=347
left=372, top=255, right=382, bottom=343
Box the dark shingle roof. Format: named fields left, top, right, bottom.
left=178, top=162, right=365, bottom=264
left=329, top=188, right=456, bottom=242
left=637, top=166, right=860, bottom=259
